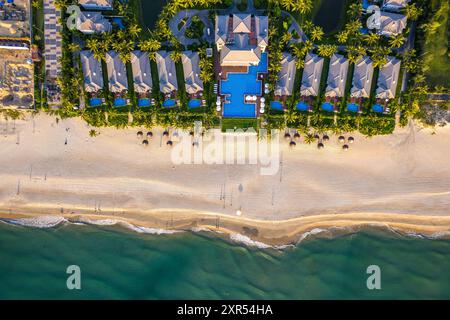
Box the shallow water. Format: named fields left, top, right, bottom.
left=0, top=222, right=449, bottom=299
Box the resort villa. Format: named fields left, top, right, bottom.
left=76, top=11, right=112, bottom=34
left=106, top=50, right=128, bottom=106
left=325, top=54, right=349, bottom=98
left=80, top=50, right=104, bottom=93
left=156, top=51, right=178, bottom=106
left=80, top=50, right=104, bottom=106
left=274, top=53, right=296, bottom=98
left=78, top=0, right=113, bottom=11
left=215, top=14, right=269, bottom=117
left=324, top=54, right=349, bottom=112
left=378, top=12, right=408, bottom=36
left=181, top=51, right=203, bottom=96
left=300, top=52, right=324, bottom=106
left=130, top=50, right=153, bottom=106
left=374, top=56, right=401, bottom=113
left=350, top=56, right=374, bottom=109
left=382, top=0, right=410, bottom=12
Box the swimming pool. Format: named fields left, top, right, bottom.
left=90, top=98, right=102, bottom=107
left=114, top=98, right=126, bottom=107
left=188, top=99, right=202, bottom=108
left=347, top=103, right=359, bottom=112
left=138, top=98, right=151, bottom=107
left=296, top=101, right=309, bottom=111
left=221, top=53, right=268, bottom=118
left=321, top=102, right=334, bottom=112
left=163, top=99, right=176, bottom=108
left=270, top=101, right=283, bottom=111
left=372, top=104, right=384, bottom=113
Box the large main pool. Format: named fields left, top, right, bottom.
left=221, top=53, right=268, bottom=118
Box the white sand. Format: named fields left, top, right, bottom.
left=0, top=114, right=449, bottom=244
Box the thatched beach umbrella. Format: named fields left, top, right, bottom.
left=284, top=132, right=291, bottom=140
left=314, top=133, right=320, bottom=140
left=343, top=144, right=349, bottom=151
left=289, top=141, right=296, bottom=148
left=166, top=140, right=173, bottom=146
left=338, top=136, right=345, bottom=143
left=348, top=137, right=354, bottom=144
left=294, top=132, right=300, bottom=140
left=163, top=130, right=169, bottom=137
left=323, top=134, right=329, bottom=142
left=142, top=140, right=149, bottom=146
left=317, top=142, right=324, bottom=149
left=189, top=131, right=194, bottom=136
left=137, top=131, right=143, bottom=137
left=147, top=131, right=153, bottom=138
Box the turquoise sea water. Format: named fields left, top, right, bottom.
left=0, top=222, right=449, bottom=299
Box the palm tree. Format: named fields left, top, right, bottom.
left=389, top=34, right=404, bottom=48
left=317, top=44, right=337, bottom=58
left=364, top=33, right=380, bottom=46
left=170, top=51, right=182, bottom=62
left=346, top=3, right=362, bottom=19
left=295, top=58, right=305, bottom=69
left=304, top=133, right=315, bottom=144
left=310, top=26, right=324, bottom=42
left=67, top=43, right=80, bottom=53
left=336, top=31, right=348, bottom=44
left=139, top=38, right=161, bottom=52
left=405, top=4, right=422, bottom=21
left=129, top=24, right=142, bottom=39
left=292, top=0, right=313, bottom=15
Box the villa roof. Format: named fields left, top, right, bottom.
left=105, top=51, right=128, bottom=93
left=325, top=54, right=349, bottom=98
left=78, top=0, right=113, bottom=9
left=232, top=14, right=252, bottom=33
left=383, top=0, right=410, bottom=10
left=155, top=51, right=178, bottom=94
left=255, top=15, right=269, bottom=49
left=350, top=56, right=374, bottom=98
left=376, top=56, right=401, bottom=100
left=76, top=11, right=112, bottom=34
left=215, top=14, right=268, bottom=67
left=130, top=51, right=152, bottom=94
left=274, top=52, right=296, bottom=97
left=80, top=50, right=103, bottom=93
left=300, top=53, right=324, bottom=97
left=215, top=15, right=228, bottom=46
left=378, top=12, right=407, bottom=36
left=181, top=51, right=204, bottom=95
left=220, top=46, right=261, bottom=67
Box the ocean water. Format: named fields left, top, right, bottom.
left=0, top=221, right=449, bottom=299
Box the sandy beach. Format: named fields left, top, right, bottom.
left=0, top=113, right=449, bottom=245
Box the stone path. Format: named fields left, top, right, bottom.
left=43, top=0, right=62, bottom=107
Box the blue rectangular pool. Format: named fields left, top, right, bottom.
left=163, top=99, right=176, bottom=108
left=138, top=98, right=151, bottom=107
left=347, top=103, right=359, bottom=112
left=372, top=104, right=384, bottom=113
left=114, top=98, right=126, bottom=107
left=321, top=102, right=334, bottom=112
left=270, top=101, right=283, bottom=111
left=188, top=99, right=202, bottom=108
left=90, top=98, right=103, bottom=107
left=221, top=53, right=267, bottom=118
left=296, top=101, right=309, bottom=111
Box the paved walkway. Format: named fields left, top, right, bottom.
left=43, top=0, right=62, bottom=107
left=168, top=9, right=214, bottom=46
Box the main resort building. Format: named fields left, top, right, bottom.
left=215, top=14, right=269, bottom=118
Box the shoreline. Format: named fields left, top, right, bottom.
left=1, top=208, right=450, bottom=246
left=1, top=115, right=450, bottom=246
